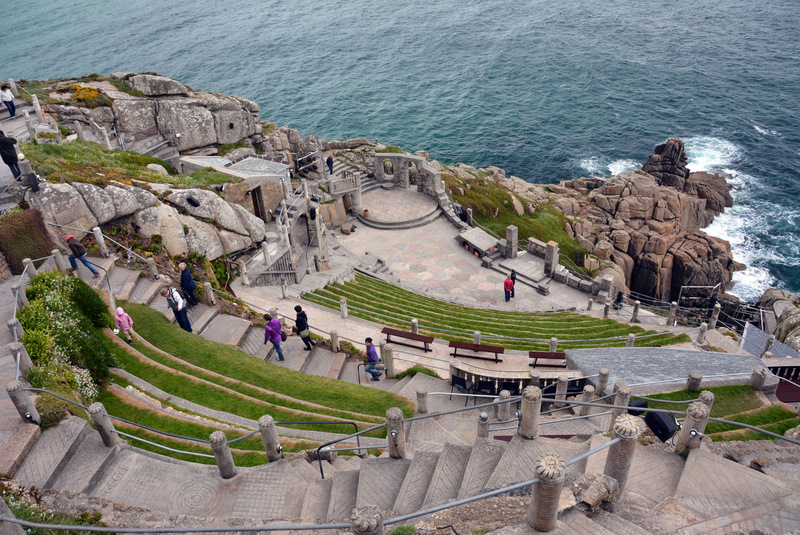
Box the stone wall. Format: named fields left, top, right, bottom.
left=0, top=251, right=11, bottom=282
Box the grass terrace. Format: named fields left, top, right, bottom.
left=302, top=274, right=689, bottom=350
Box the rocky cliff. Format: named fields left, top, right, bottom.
left=760, top=289, right=800, bottom=351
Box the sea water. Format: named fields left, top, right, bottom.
left=5, top=0, right=799, bottom=302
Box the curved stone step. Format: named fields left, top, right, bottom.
left=356, top=208, right=442, bottom=231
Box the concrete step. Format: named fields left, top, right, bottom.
left=287, top=455, right=322, bottom=484
left=188, top=303, right=218, bottom=334
left=393, top=450, right=440, bottom=514
left=407, top=417, right=463, bottom=447
left=49, top=426, right=118, bottom=494
left=457, top=437, right=508, bottom=499
left=267, top=336, right=312, bottom=370
left=199, top=314, right=251, bottom=346
left=130, top=276, right=163, bottom=305
left=337, top=359, right=361, bottom=384
left=14, top=416, right=87, bottom=489
left=326, top=469, right=360, bottom=521
left=0, top=422, right=40, bottom=476
left=422, top=443, right=473, bottom=507
left=300, top=477, right=333, bottom=523
left=75, top=256, right=116, bottom=289
left=355, top=457, right=412, bottom=511
left=300, top=346, right=340, bottom=377
left=388, top=374, right=413, bottom=394
left=328, top=352, right=347, bottom=380
left=356, top=208, right=442, bottom=231
left=109, top=266, right=141, bottom=301
left=238, top=325, right=270, bottom=359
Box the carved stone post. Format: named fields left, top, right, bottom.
left=281, top=178, right=291, bottom=201
left=579, top=385, right=595, bottom=417
left=259, top=415, right=282, bottom=462
left=24, top=111, right=36, bottom=140
left=32, top=94, right=45, bottom=123
left=587, top=298, right=593, bottom=311
left=603, top=414, right=643, bottom=495
left=280, top=276, right=288, bottom=299
left=696, top=322, right=708, bottom=344
left=7, top=319, right=23, bottom=342
left=330, top=330, right=340, bottom=352
left=416, top=390, right=428, bottom=414
left=519, top=386, right=542, bottom=439
left=595, top=368, right=610, bottom=398
left=750, top=366, right=768, bottom=391
left=383, top=344, right=395, bottom=379
left=146, top=257, right=159, bottom=279
left=709, top=303, right=721, bottom=330
left=526, top=454, right=565, bottom=532
left=674, top=401, right=710, bottom=456
left=92, top=227, right=109, bottom=258
left=477, top=411, right=489, bottom=438
left=686, top=370, right=702, bottom=392
left=238, top=258, right=250, bottom=286
left=386, top=407, right=406, bottom=459
left=497, top=390, right=511, bottom=422
left=209, top=431, right=237, bottom=479
left=52, top=249, right=67, bottom=271
left=203, top=281, right=216, bottom=305
left=554, top=375, right=568, bottom=408
left=340, top=298, right=348, bottom=318
left=544, top=241, right=559, bottom=277
left=549, top=337, right=558, bottom=352
left=10, top=285, right=26, bottom=308
left=506, top=225, right=519, bottom=259
left=261, top=241, right=272, bottom=265
left=89, top=402, right=119, bottom=447
left=351, top=504, right=383, bottom=535
left=631, top=301, right=640, bottom=323
left=699, top=390, right=715, bottom=411
left=22, top=258, right=36, bottom=278
left=351, top=175, right=363, bottom=214
left=7, top=342, right=32, bottom=375
left=608, top=385, right=631, bottom=433
left=473, top=331, right=481, bottom=344
left=410, top=318, right=418, bottom=334
left=529, top=370, right=541, bottom=388
left=667, top=301, right=678, bottom=326
left=6, top=381, right=39, bottom=424
left=626, top=333, right=635, bottom=348
left=762, top=335, right=776, bottom=358
left=603, top=301, right=610, bottom=319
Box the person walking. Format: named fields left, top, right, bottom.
left=0, top=86, right=15, bottom=118
left=178, top=262, right=198, bottom=307
left=326, top=155, right=334, bottom=175
left=294, top=305, right=316, bottom=351
left=503, top=274, right=513, bottom=302
left=364, top=337, right=381, bottom=381
left=63, top=235, right=99, bottom=278
left=161, top=287, right=193, bottom=333
left=0, top=131, right=21, bottom=180
left=115, top=307, right=135, bottom=344
left=510, top=269, right=517, bottom=298
left=264, top=312, right=285, bottom=361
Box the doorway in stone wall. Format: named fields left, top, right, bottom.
left=294, top=214, right=311, bottom=246
left=342, top=193, right=352, bottom=213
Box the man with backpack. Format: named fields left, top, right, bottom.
left=161, top=287, right=192, bottom=333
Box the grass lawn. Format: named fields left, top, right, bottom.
left=642, top=385, right=763, bottom=418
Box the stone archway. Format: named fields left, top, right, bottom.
left=294, top=214, right=311, bottom=246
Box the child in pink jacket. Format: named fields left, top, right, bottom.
left=115, top=307, right=134, bottom=344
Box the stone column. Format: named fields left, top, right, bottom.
left=383, top=344, right=395, bottom=379
left=302, top=178, right=310, bottom=202
left=579, top=385, right=594, bottom=417
left=261, top=241, right=272, bottom=266
left=529, top=370, right=541, bottom=388
left=626, top=333, right=635, bottom=347
left=631, top=301, right=640, bottom=323
left=699, top=390, right=715, bottom=411
left=351, top=175, right=363, bottom=214
left=667, top=301, right=678, bottom=326
left=10, top=285, right=26, bottom=308
left=8, top=79, right=18, bottom=97
left=146, top=257, right=159, bottom=279
left=330, top=330, right=340, bottom=352
left=281, top=178, right=291, bottom=201
left=21, top=258, right=37, bottom=278
left=554, top=375, right=568, bottom=408
left=519, top=386, right=542, bottom=439
left=52, top=249, right=67, bottom=271
left=477, top=411, right=489, bottom=438
left=686, top=370, right=702, bottom=392
left=6, top=381, right=39, bottom=424
left=92, top=227, right=109, bottom=258
left=674, top=401, right=710, bottom=456
left=587, top=298, right=593, bottom=311
left=549, top=337, right=558, bottom=352
left=709, top=303, right=721, bottom=330
left=238, top=258, right=250, bottom=286
left=313, top=207, right=329, bottom=260
left=410, top=318, right=418, bottom=334
left=209, top=431, right=237, bottom=479
left=386, top=407, right=406, bottom=459
left=7, top=319, right=23, bottom=342
left=603, top=414, right=644, bottom=495
left=603, top=301, right=610, bottom=319
left=203, top=282, right=216, bottom=305
left=526, top=454, right=565, bottom=532
left=473, top=331, right=481, bottom=344
left=89, top=402, right=119, bottom=447
left=397, top=160, right=409, bottom=189
left=416, top=390, right=428, bottom=414
left=497, top=390, right=511, bottom=422
left=762, top=335, right=776, bottom=358
left=465, top=207, right=473, bottom=226
left=750, top=366, right=768, bottom=391
left=608, top=385, right=631, bottom=433
left=340, top=298, right=348, bottom=318
left=544, top=241, right=559, bottom=277
left=506, top=225, right=519, bottom=259
left=280, top=276, right=288, bottom=299
left=24, top=111, right=36, bottom=140
left=350, top=504, right=383, bottom=535
left=696, top=322, right=708, bottom=344
left=32, top=94, right=45, bottom=123
left=595, top=368, right=610, bottom=398
left=259, top=415, right=282, bottom=462
left=374, top=156, right=385, bottom=182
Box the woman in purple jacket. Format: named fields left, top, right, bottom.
left=264, top=312, right=285, bottom=361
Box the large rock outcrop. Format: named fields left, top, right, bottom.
left=760, top=289, right=800, bottom=352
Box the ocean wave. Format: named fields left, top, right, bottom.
left=578, top=156, right=640, bottom=177
left=753, top=124, right=779, bottom=136
left=607, top=159, right=640, bottom=176
left=683, top=136, right=741, bottom=173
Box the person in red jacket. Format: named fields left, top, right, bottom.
left=504, top=275, right=513, bottom=302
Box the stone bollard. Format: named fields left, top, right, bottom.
left=603, top=414, right=644, bottom=495
left=203, top=281, right=216, bottom=305
left=595, top=368, right=610, bottom=398
left=709, top=303, right=721, bottom=330
left=331, top=330, right=340, bottom=352
left=674, top=401, right=711, bottom=456
left=350, top=504, right=383, bottom=535
left=762, top=335, right=775, bottom=358
left=696, top=322, right=708, bottom=344
left=258, top=415, right=283, bottom=461
left=549, top=337, right=558, bottom=352
left=608, top=386, right=631, bottom=433
left=383, top=344, right=395, bottom=379
left=497, top=390, right=511, bottom=422
left=238, top=258, right=250, bottom=286
left=24, top=111, right=35, bottom=140
left=699, top=390, right=715, bottom=411
left=613, top=378, right=628, bottom=394
left=32, top=94, right=45, bottom=123
left=7, top=342, right=33, bottom=375
left=750, top=366, right=768, bottom=391
left=6, top=381, right=39, bottom=424
left=686, top=370, right=703, bottom=392
left=416, top=390, right=428, bottom=414
left=554, top=375, right=568, bottom=408
left=526, top=454, right=565, bottom=532
left=529, top=370, right=541, bottom=387
left=579, top=385, right=595, bottom=417
left=519, top=386, right=542, bottom=439
left=261, top=241, right=272, bottom=265
left=603, top=301, right=610, bottom=319
left=89, top=402, right=119, bottom=447
left=631, top=300, right=640, bottom=323
left=7, top=319, right=23, bottom=342
left=626, top=333, right=635, bottom=348
left=477, top=411, right=489, bottom=438
left=587, top=298, right=593, bottom=311
left=52, top=249, right=67, bottom=271
left=146, top=257, right=159, bottom=280
left=22, top=258, right=37, bottom=278
left=280, top=276, right=288, bottom=299
left=92, top=227, right=109, bottom=258
left=473, top=331, right=481, bottom=344
left=340, top=298, right=348, bottom=318
left=209, top=431, right=237, bottom=479
left=385, top=407, right=406, bottom=459
left=10, top=284, right=27, bottom=308
left=410, top=318, right=418, bottom=334
left=667, top=301, right=678, bottom=326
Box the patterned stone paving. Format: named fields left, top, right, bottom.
left=393, top=451, right=439, bottom=513
left=49, top=430, right=116, bottom=494
left=15, top=417, right=85, bottom=488
left=457, top=437, right=507, bottom=499
left=355, top=457, right=411, bottom=510
left=485, top=435, right=588, bottom=491
left=326, top=469, right=359, bottom=520
left=423, top=443, right=472, bottom=506
left=360, top=186, right=438, bottom=223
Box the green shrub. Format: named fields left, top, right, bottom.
left=0, top=209, right=52, bottom=274
left=382, top=145, right=404, bottom=154
left=394, top=365, right=440, bottom=380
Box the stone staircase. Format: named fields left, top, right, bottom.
left=356, top=207, right=442, bottom=231
left=330, top=161, right=375, bottom=193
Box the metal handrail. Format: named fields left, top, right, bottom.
left=114, top=430, right=215, bottom=459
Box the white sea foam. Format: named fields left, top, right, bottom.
left=579, top=157, right=640, bottom=177
left=607, top=159, right=640, bottom=176
left=753, top=124, right=778, bottom=136
left=683, top=136, right=741, bottom=172
left=579, top=156, right=605, bottom=176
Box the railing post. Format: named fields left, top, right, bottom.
left=699, top=390, right=715, bottom=411
left=674, top=401, right=710, bottom=456
left=410, top=318, right=418, bottom=334
left=587, top=298, right=593, bottom=311
left=52, top=249, right=67, bottom=271
left=696, top=322, right=708, bottom=344
left=146, top=257, right=159, bottom=280
left=281, top=178, right=291, bottom=201
left=302, top=178, right=310, bottom=202
left=686, top=370, right=702, bottom=392
left=626, top=333, right=635, bottom=348
left=92, top=227, right=109, bottom=258
left=386, top=407, right=406, bottom=459
left=554, top=375, right=568, bottom=408
left=7, top=318, right=24, bottom=341
left=667, top=301, right=678, bottom=326
left=608, top=384, right=631, bottom=432
left=6, top=381, right=39, bottom=424
left=261, top=240, right=272, bottom=265
left=280, top=276, right=288, bottom=299
left=258, top=415, right=283, bottom=462
left=762, top=335, right=775, bottom=358
left=529, top=370, right=541, bottom=388
left=7, top=342, right=33, bottom=375
left=603, top=301, right=610, bottom=319
left=519, top=386, right=542, bottom=439
left=340, top=298, right=348, bottom=318
left=579, top=385, right=594, bottom=417
left=383, top=344, right=395, bottom=378
left=497, top=390, right=511, bottom=422
left=350, top=504, right=383, bottom=535
left=238, top=258, right=250, bottom=287
left=10, top=285, right=27, bottom=308
left=8, top=79, right=18, bottom=97
left=750, top=366, right=768, bottom=391
left=330, top=330, right=340, bottom=352
left=630, top=300, right=640, bottom=323
left=473, top=331, right=481, bottom=344
left=709, top=303, right=721, bottom=330
left=603, top=414, right=644, bottom=495
left=89, top=402, right=119, bottom=447
left=203, top=281, right=216, bottom=305
left=594, top=368, right=610, bottom=398
left=32, top=94, right=45, bottom=123
left=526, top=454, right=565, bottom=532
left=22, top=258, right=37, bottom=278
left=549, top=337, right=558, bottom=352
left=209, top=431, right=237, bottom=479
left=416, top=389, right=428, bottom=414
left=24, top=111, right=36, bottom=140
left=477, top=411, right=489, bottom=438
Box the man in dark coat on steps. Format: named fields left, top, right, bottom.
left=326, top=155, right=334, bottom=175
left=0, top=131, right=21, bottom=180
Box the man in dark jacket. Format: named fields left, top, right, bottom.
left=0, top=131, right=20, bottom=180
left=64, top=235, right=99, bottom=277
left=326, top=155, right=334, bottom=175
left=178, top=262, right=198, bottom=307
left=294, top=305, right=316, bottom=351
left=161, top=287, right=192, bottom=333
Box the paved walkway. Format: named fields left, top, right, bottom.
left=361, top=186, right=438, bottom=223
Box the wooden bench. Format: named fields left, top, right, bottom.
left=450, top=341, right=504, bottom=363
left=382, top=327, right=434, bottom=352
left=528, top=351, right=567, bottom=368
